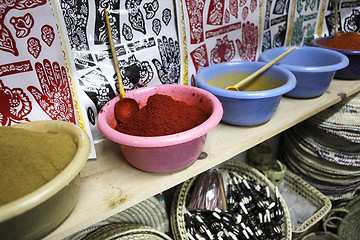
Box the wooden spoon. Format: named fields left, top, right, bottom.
left=104, top=8, right=139, bottom=123
left=226, top=46, right=296, bottom=91
left=334, top=0, right=343, bottom=37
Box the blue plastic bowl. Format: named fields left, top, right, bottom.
left=311, top=36, right=360, bottom=80
left=195, top=61, right=296, bottom=126
left=259, top=46, right=349, bottom=98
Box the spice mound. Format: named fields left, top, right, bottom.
left=317, top=32, right=360, bottom=50
left=0, top=127, right=78, bottom=205
left=116, top=93, right=210, bottom=137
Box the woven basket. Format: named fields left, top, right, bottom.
left=282, top=131, right=360, bottom=200
left=170, top=160, right=292, bottom=240
left=337, top=208, right=360, bottom=240
left=282, top=170, right=332, bottom=239
left=323, top=195, right=360, bottom=239
left=64, top=195, right=169, bottom=239
left=81, top=223, right=172, bottom=240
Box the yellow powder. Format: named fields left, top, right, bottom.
left=0, top=126, right=78, bottom=205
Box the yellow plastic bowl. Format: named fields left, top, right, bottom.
left=0, top=120, right=91, bottom=240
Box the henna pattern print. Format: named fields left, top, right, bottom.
left=27, top=60, right=76, bottom=124
left=61, top=0, right=95, bottom=70
left=118, top=55, right=154, bottom=89
left=152, top=36, right=181, bottom=84
left=122, top=23, right=134, bottom=41
left=152, top=18, right=161, bottom=35
left=236, top=21, right=258, bottom=61
left=144, top=0, right=159, bottom=19
left=0, top=0, right=47, bottom=56
left=190, top=44, right=209, bottom=73
left=262, top=0, right=289, bottom=51
left=250, top=0, right=257, bottom=12
left=344, top=9, right=360, bottom=33
left=162, top=8, right=171, bottom=26
left=229, top=0, right=239, bottom=18
left=210, top=35, right=235, bottom=64
left=242, top=6, right=249, bottom=20
left=10, top=13, right=34, bottom=38
left=0, top=80, right=31, bottom=126
left=41, top=25, right=55, bottom=47
left=207, top=0, right=225, bottom=25
left=27, top=37, right=41, bottom=59
left=273, top=0, right=287, bottom=14
left=262, top=31, right=272, bottom=51
left=125, top=0, right=146, bottom=34
left=225, top=9, right=230, bottom=24
left=94, top=1, right=120, bottom=45
left=184, top=0, right=206, bottom=44
left=78, top=68, right=116, bottom=113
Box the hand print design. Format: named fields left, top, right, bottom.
left=152, top=36, right=181, bottom=84
left=236, top=21, right=258, bottom=61
left=27, top=59, right=76, bottom=124
left=0, top=80, right=31, bottom=126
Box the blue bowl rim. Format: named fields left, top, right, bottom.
left=195, top=61, right=297, bottom=99
left=259, top=46, right=350, bottom=72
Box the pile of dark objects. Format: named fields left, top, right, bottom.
left=184, top=169, right=285, bottom=240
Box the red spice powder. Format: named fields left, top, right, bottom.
left=317, top=32, right=360, bottom=50
left=116, top=94, right=210, bottom=137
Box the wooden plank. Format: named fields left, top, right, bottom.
left=44, top=79, right=360, bottom=239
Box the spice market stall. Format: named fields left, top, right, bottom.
left=0, top=0, right=360, bottom=239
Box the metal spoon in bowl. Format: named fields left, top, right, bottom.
left=226, top=46, right=296, bottom=91
left=104, top=8, right=139, bottom=123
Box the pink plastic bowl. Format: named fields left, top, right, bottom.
left=97, top=84, right=223, bottom=172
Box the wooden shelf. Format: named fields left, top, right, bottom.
left=45, top=79, right=360, bottom=239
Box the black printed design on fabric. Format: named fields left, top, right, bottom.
left=78, top=68, right=116, bottom=113
left=152, top=18, right=161, bottom=35
left=344, top=9, right=360, bottom=33
left=125, top=0, right=146, bottom=34
left=94, top=1, right=121, bottom=45
left=61, top=0, right=95, bottom=70
left=162, top=8, right=171, bottom=26
left=273, top=25, right=287, bottom=47
left=152, top=36, right=181, bottom=84
left=144, top=0, right=159, bottom=19
left=122, top=23, right=133, bottom=41
left=116, top=55, right=154, bottom=90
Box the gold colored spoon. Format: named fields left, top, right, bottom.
left=226, top=46, right=296, bottom=91
left=334, top=0, right=344, bottom=37
left=104, top=8, right=139, bottom=123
